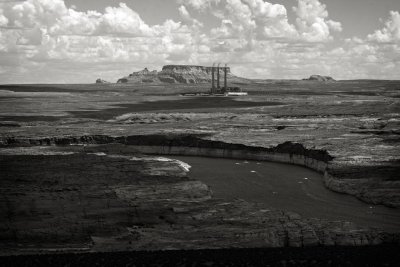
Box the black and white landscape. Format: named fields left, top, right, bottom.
left=0, top=0, right=400, bottom=266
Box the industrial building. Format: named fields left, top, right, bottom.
left=210, top=63, right=248, bottom=96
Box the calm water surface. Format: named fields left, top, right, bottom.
left=171, top=155, right=400, bottom=232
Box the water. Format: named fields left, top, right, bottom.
left=171, top=155, right=400, bottom=232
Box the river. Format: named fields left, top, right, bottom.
left=170, top=155, right=400, bottom=232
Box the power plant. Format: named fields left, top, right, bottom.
left=210, top=63, right=247, bottom=96
left=180, top=63, right=247, bottom=97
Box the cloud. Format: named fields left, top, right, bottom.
left=243, top=0, right=297, bottom=39
left=98, top=3, right=155, bottom=36
left=178, top=0, right=221, bottom=11
left=0, top=0, right=399, bottom=83
left=182, top=0, right=340, bottom=43
left=4, top=0, right=155, bottom=37
left=294, top=0, right=342, bottom=42
left=0, top=0, right=197, bottom=59
left=178, top=5, right=203, bottom=27
left=0, top=8, right=8, bottom=26
left=368, top=11, right=400, bottom=43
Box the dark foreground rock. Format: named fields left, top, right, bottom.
left=1, top=246, right=399, bottom=267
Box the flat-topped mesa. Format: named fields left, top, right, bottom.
left=303, top=75, right=336, bottom=82
left=117, top=64, right=241, bottom=84
left=161, top=65, right=231, bottom=75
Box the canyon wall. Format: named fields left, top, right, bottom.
left=2, top=133, right=398, bottom=208
left=128, top=146, right=329, bottom=173
left=0, top=134, right=332, bottom=173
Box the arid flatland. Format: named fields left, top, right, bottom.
left=0, top=80, right=399, bottom=256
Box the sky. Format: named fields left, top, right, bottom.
left=0, top=0, right=399, bottom=83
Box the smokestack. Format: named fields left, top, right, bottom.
left=224, top=63, right=227, bottom=91
left=211, top=63, right=215, bottom=94
left=217, top=63, right=220, bottom=89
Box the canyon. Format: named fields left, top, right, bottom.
left=1, top=141, right=399, bottom=255
left=0, top=79, right=399, bottom=257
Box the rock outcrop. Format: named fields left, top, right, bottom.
left=95, top=78, right=110, bottom=84
left=117, top=65, right=248, bottom=84
left=117, top=68, right=158, bottom=84
left=303, top=75, right=335, bottom=82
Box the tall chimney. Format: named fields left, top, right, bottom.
left=224, top=63, right=227, bottom=91
left=217, top=63, right=220, bottom=89
left=211, top=63, right=215, bottom=94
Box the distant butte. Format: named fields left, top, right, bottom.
left=303, top=75, right=336, bottom=82
left=95, top=78, right=111, bottom=84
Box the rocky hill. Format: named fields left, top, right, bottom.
left=117, top=65, right=249, bottom=84
left=95, top=78, right=110, bottom=84
left=303, top=75, right=336, bottom=82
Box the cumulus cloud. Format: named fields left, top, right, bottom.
left=4, top=0, right=155, bottom=37
left=294, top=0, right=342, bottom=42
left=243, top=0, right=297, bottom=39
left=98, top=4, right=155, bottom=36
left=178, top=5, right=203, bottom=27
left=368, top=11, right=400, bottom=43
left=182, top=0, right=341, bottom=43
left=0, top=0, right=399, bottom=83
left=178, top=0, right=221, bottom=11
left=0, top=8, right=8, bottom=26
left=0, top=0, right=197, bottom=58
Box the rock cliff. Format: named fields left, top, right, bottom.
left=0, top=134, right=333, bottom=164
left=117, top=65, right=247, bottom=84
